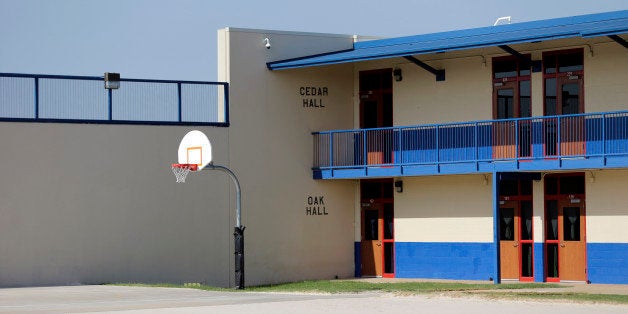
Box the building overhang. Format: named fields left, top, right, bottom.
left=267, top=10, right=628, bottom=71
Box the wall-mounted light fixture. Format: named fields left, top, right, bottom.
left=393, top=68, right=403, bottom=82
left=395, top=180, right=403, bottom=193
left=104, top=72, right=120, bottom=89
left=483, top=174, right=489, bottom=185
left=588, top=171, right=596, bottom=183
left=263, top=37, right=271, bottom=49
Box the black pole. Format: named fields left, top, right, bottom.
left=234, top=226, right=245, bottom=289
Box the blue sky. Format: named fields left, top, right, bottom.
left=1, top=0, right=626, bottom=81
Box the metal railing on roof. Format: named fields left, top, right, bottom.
left=0, top=73, right=229, bottom=126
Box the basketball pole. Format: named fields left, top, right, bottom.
left=205, top=164, right=245, bottom=289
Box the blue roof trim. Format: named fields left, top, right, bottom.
left=267, top=10, right=628, bottom=70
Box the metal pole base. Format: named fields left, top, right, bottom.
left=234, top=226, right=245, bottom=289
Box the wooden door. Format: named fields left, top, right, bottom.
left=493, top=81, right=517, bottom=159
left=557, top=75, right=585, bottom=156
left=360, top=69, right=393, bottom=165
left=361, top=204, right=383, bottom=277
left=558, top=198, right=587, bottom=281
left=499, top=201, right=520, bottom=280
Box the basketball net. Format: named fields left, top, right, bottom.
left=171, top=164, right=198, bottom=183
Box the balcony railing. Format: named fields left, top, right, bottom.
left=313, top=111, right=628, bottom=179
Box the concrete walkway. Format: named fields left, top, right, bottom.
left=0, top=283, right=626, bottom=314
left=351, top=277, right=628, bottom=295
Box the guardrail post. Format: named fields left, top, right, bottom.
left=34, top=77, right=39, bottom=119
left=436, top=126, right=440, bottom=172
left=108, top=89, right=113, bottom=121
left=363, top=130, right=367, bottom=166
left=398, top=127, right=403, bottom=165
left=602, top=114, right=606, bottom=165
left=515, top=120, right=519, bottom=168
left=329, top=133, right=334, bottom=169
left=474, top=122, right=478, bottom=170
left=557, top=116, right=561, bottom=165
left=177, top=82, right=182, bottom=122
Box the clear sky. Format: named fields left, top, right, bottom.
left=1, top=0, right=626, bottom=81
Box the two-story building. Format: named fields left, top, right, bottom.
left=1, top=10, right=626, bottom=288
left=222, top=10, right=628, bottom=284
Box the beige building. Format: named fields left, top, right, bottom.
left=0, top=10, right=627, bottom=288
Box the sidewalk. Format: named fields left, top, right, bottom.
left=347, top=277, right=628, bottom=295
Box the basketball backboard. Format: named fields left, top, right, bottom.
left=177, top=130, right=212, bottom=171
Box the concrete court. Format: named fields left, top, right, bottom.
left=1, top=285, right=627, bottom=314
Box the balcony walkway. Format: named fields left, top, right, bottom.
left=312, top=111, right=628, bottom=179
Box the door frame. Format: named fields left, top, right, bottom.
left=360, top=179, right=395, bottom=278
left=543, top=173, right=587, bottom=282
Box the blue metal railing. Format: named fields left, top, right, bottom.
left=0, top=73, right=229, bottom=126
left=313, top=111, right=628, bottom=171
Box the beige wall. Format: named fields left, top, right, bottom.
left=394, top=174, right=493, bottom=243
left=583, top=42, right=628, bottom=112
left=0, top=123, right=232, bottom=287
left=220, top=28, right=358, bottom=285
left=586, top=170, right=628, bottom=243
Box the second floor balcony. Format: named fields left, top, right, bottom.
left=312, top=111, right=628, bottom=179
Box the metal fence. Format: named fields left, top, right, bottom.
left=313, top=111, right=628, bottom=169
left=0, top=73, right=229, bottom=126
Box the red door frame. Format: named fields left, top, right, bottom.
left=543, top=173, right=587, bottom=282
left=500, top=185, right=534, bottom=282
left=360, top=179, right=395, bottom=278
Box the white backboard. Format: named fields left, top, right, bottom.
left=178, top=130, right=212, bottom=171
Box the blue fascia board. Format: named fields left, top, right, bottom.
left=314, top=156, right=628, bottom=179
left=268, top=10, right=628, bottom=70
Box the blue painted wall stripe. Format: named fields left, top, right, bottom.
left=588, top=243, right=628, bottom=284
left=396, top=242, right=496, bottom=281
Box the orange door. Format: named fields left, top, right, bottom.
left=499, top=201, right=520, bottom=280
left=557, top=75, right=585, bottom=156
left=360, top=69, right=393, bottom=165
left=558, top=198, right=587, bottom=281
left=361, top=204, right=383, bottom=277
left=493, top=81, right=517, bottom=159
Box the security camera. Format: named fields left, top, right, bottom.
left=263, top=37, right=271, bottom=49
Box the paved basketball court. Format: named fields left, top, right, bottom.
left=1, top=285, right=627, bottom=314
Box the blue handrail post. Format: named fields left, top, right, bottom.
left=515, top=120, right=519, bottom=168
left=436, top=126, right=440, bottom=171
left=602, top=113, right=606, bottom=165
left=398, top=127, right=403, bottom=165
left=474, top=122, right=479, bottom=170
left=329, top=133, right=334, bottom=169
left=363, top=130, right=367, bottom=166
left=557, top=116, right=561, bottom=164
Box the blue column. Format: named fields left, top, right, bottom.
left=492, top=172, right=501, bottom=284
left=534, top=242, right=545, bottom=282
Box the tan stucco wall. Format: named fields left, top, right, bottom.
left=220, top=28, right=358, bottom=285
left=0, top=123, right=232, bottom=287
left=394, top=174, right=493, bottom=243
left=583, top=42, right=628, bottom=112
left=586, top=170, right=628, bottom=243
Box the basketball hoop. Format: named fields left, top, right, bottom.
left=171, top=163, right=198, bottom=183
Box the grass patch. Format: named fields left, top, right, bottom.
left=245, top=280, right=558, bottom=293
left=477, top=291, right=628, bottom=304
left=112, top=280, right=559, bottom=294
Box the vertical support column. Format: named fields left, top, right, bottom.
left=533, top=178, right=545, bottom=282
left=492, top=172, right=501, bottom=284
